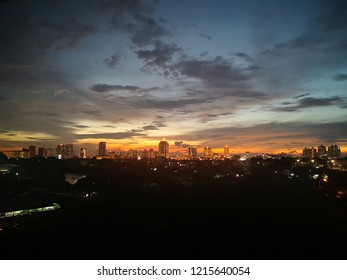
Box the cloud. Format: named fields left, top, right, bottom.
left=142, top=125, right=158, bottom=131
left=198, top=33, right=212, bottom=40
left=175, top=56, right=248, bottom=86
left=90, top=83, right=159, bottom=93
left=135, top=41, right=181, bottom=68
left=273, top=96, right=344, bottom=112
left=293, top=93, right=310, bottom=99
left=102, top=0, right=170, bottom=47
left=333, top=74, right=347, bottom=81
left=82, top=110, right=103, bottom=116
left=75, top=131, right=145, bottom=139
left=74, top=125, right=89, bottom=128
left=104, top=54, right=120, bottom=69
left=178, top=121, right=347, bottom=148
left=174, top=141, right=190, bottom=148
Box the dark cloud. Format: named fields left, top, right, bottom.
left=75, top=131, right=145, bottom=139
left=174, top=141, right=189, bottom=148
left=26, top=136, right=58, bottom=141
left=82, top=110, right=103, bottom=116
left=198, top=33, right=212, bottom=40
left=273, top=96, right=343, bottom=112
left=333, top=74, right=347, bottom=81
left=142, top=125, right=158, bottom=131
left=235, top=52, right=252, bottom=61
left=135, top=41, right=181, bottom=76
left=90, top=83, right=159, bottom=93
left=102, top=0, right=170, bottom=46
left=175, top=56, right=248, bottom=86
left=104, top=54, right=120, bottom=69
left=90, top=84, right=141, bottom=92
left=151, top=121, right=166, bottom=127
left=102, top=125, right=116, bottom=128
left=293, top=93, right=310, bottom=99
left=198, top=112, right=234, bottom=123
left=74, top=125, right=89, bottom=128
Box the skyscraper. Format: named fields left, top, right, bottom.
left=158, top=138, right=169, bottom=158
left=38, top=147, right=45, bottom=157
left=188, top=146, right=197, bottom=158
left=56, top=144, right=74, bottom=159
left=204, top=146, right=212, bottom=158
left=98, top=142, right=107, bottom=156
left=80, top=148, right=87, bottom=159
left=328, top=145, right=341, bottom=158
left=28, top=145, right=36, bottom=158
left=318, top=145, right=327, bottom=157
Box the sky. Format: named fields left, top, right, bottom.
left=0, top=0, right=346, bottom=155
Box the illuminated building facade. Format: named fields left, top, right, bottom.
left=148, top=148, right=155, bottom=159
left=158, top=138, right=169, bottom=158
left=302, top=147, right=317, bottom=159
left=204, top=146, right=212, bottom=157
left=45, top=148, right=54, bottom=157
left=318, top=145, right=327, bottom=157
left=328, top=145, right=341, bottom=158
left=188, top=146, right=197, bottom=158
left=80, top=148, right=87, bottom=159
left=56, top=144, right=74, bottom=159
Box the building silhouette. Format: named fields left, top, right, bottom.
left=98, top=142, right=107, bottom=156
left=80, top=148, right=87, bottom=159
left=158, top=138, right=169, bottom=158
left=204, top=146, right=212, bottom=158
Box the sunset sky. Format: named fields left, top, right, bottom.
left=0, top=0, right=346, bottom=155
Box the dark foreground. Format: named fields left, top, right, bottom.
left=1, top=157, right=347, bottom=260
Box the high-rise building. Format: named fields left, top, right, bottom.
left=56, top=144, right=74, bottom=159
left=38, top=147, right=45, bottom=157
left=302, top=147, right=317, bottom=159
left=158, top=138, right=169, bottom=158
left=204, top=146, right=212, bottom=157
left=80, top=148, right=87, bottom=159
left=45, top=148, right=54, bottom=157
left=317, top=145, right=327, bottom=157
left=328, top=145, right=341, bottom=158
left=148, top=148, right=155, bottom=159
left=98, top=142, right=106, bottom=156
left=28, top=145, right=36, bottom=158
left=188, top=146, right=197, bottom=158
left=224, top=145, right=230, bottom=156
left=128, top=149, right=138, bottom=158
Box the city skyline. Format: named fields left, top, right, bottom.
left=0, top=0, right=347, bottom=154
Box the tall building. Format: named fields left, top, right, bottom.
left=38, top=147, right=45, bottom=157
left=158, top=138, right=169, bottom=158
left=28, top=145, right=36, bottom=158
left=148, top=148, right=155, bottom=159
left=128, top=149, right=138, bottom=158
left=98, top=142, right=107, bottom=156
left=224, top=145, right=230, bottom=156
left=204, top=146, right=212, bottom=157
left=302, top=147, right=317, bottom=159
left=188, top=146, right=197, bottom=158
left=317, top=145, right=327, bottom=157
left=80, top=148, right=87, bottom=159
left=56, top=144, right=74, bottom=159
left=328, top=145, right=341, bottom=158
left=45, top=148, right=54, bottom=157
